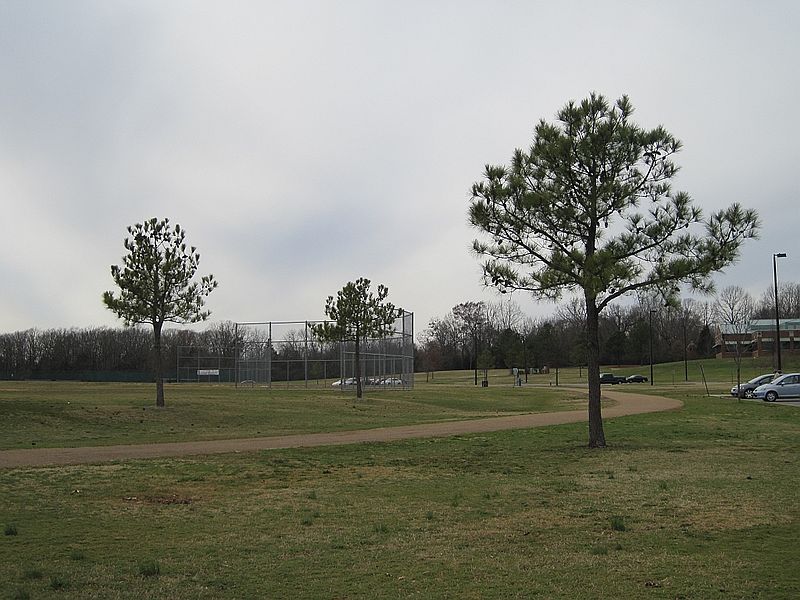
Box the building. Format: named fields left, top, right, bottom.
left=715, top=319, right=800, bottom=359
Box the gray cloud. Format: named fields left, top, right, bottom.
left=2, top=1, right=799, bottom=334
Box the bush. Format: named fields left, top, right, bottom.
left=610, top=515, right=627, bottom=532
left=138, top=560, right=160, bottom=578
left=49, top=576, right=67, bottom=590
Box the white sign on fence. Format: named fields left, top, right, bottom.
left=197, top=369, right=220, bottom=376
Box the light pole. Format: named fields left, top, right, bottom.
left=473, top=326, right=478, bottom=386
left=518, top=331, right=528, bottom=383
left=649, top=309, right=656, bottom=386
left=682, top=316, right=688, bottom=382
left=473, top=320, right=484, bottom=386
left=773, top=252, right=787, bottom=372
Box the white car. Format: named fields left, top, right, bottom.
left=380, top=377, right=404, bottom=386
left=753, top=373, right=800, bottom=402
left=331, top=378, right=357, bottom=387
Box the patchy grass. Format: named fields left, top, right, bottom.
left=137, top=560, right=160, bottom=578
left=610, top=515, right=627, bottom=532
left=1, top=391, right=798, bottom=598
left=0, top=379, right=586, bottom=450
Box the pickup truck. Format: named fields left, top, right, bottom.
left=599, top=373, right=627, bottom=384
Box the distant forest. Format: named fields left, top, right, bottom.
left=416, top=283, right=800, bottom=373
left=0, top=321, right=242, bottom=381
left=2, top=283, right=798, bottom=381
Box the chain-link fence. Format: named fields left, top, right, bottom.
left=177, top=311, right=414, bottom=390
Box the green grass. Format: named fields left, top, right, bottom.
left=137, top=559, right=160, bottom=578
left=547, top=354, right=800, bottom=387
left=1, top=376, right=799, bottom=598
left=0, top=378, right=587, bottom=450
left=4, top=357, right=793, bottom=451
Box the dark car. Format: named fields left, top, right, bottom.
left=599, top=373, right=626, bottom=384
left=730, top=373, right=775, bottom=398
left=626, top=374, right=648, bottom=383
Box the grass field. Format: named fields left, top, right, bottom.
left=0, top=379, right=588, bottom=450
left=1, top=362, right=799, bottom=598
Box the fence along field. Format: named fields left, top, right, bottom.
left=177, top=312, right=414, bottom=388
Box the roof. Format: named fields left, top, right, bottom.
left=717, top=319, right=800, bottom=335
left=749, top=319, right=800, bottom=331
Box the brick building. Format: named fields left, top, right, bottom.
left=715, top=319, right=800, bottom=359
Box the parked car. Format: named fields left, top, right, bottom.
left=730, top=373, right=775, bottom=398
left=626, top=374, right=648, bottom=383
left=599, top=373, right=626, bottom=384
left=331, top=378, right=358, bottom=387
left=380, top=377, right=404, bottom=386
left=753, top=372, right=800, bottom=402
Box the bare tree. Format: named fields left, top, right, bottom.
left=453, top=302, right=487, bottom=384
left=714, top=286, right=754, bottom=398
left=755, top=282, right=800, bottom=320
left=486, top=297, right=525, bottom=332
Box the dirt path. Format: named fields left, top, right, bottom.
left=0, top=390, right=682, bottom=468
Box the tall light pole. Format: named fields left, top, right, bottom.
left=473, top=320, right=484, bottom=386
left=682, top=316, right=688, bottom=382
left=773, top=252, right=787, bottom=372
left=473, top=326, right=478, bottom=386
left=518, top=330, right=528, bottom=383
left=649, top=309, right=656, bottom=386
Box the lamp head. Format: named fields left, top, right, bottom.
left=775, top=252, right=787, bottom=258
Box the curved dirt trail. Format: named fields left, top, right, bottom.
left=0, top=390, right=682, bottom=468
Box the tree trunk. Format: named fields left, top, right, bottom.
left=153, top=323, right=165, bottom=408
left=586, top=299, right=606, bottom=448
left=735, top=352, right=742, bottom=400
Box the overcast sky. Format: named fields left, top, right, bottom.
left=2, top=1, right=798, bottom=336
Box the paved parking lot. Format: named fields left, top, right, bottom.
left=739, top=396, right=800, bottom=407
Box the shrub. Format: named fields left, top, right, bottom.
left=21, top=569, right=42, bottom=581
left=49, top=576, right=67, bottom=590
left=138, top=560, right=160, bottom=578
left=610, top=515, right=627, bottom=532
left=373, top=523, right=389, bottom=534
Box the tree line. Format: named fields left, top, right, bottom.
left=416, top=297, right=712, bottom=374
left=0, top=317, right=403, bottom=384
left=751, top=282, right=800, bottom=320
left=0, top=321, right=239, bottom=381
left=417, top=281, right=800, bottom=376
left=4, top=280, right=796, bottom=382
